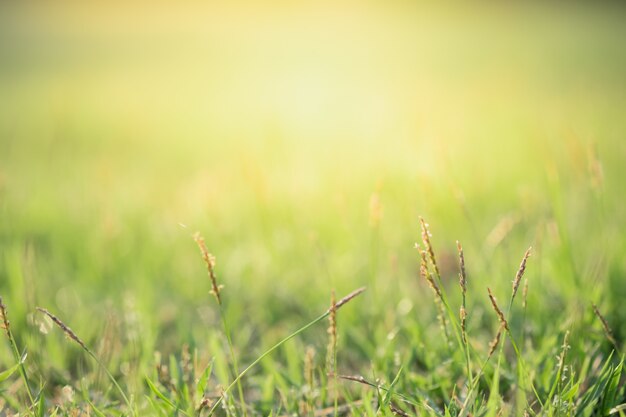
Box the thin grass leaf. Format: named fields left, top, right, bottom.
left=600, top=359, right=623, bottom=415
left=145, top=376, right=191, bottom=417
left=0, top=362, right=20, bottom=383
left=576, top=353, right=616, bottom=417
left=383, top=366, right=404, bottom=407
left=196, top=359, right=214, bottom=400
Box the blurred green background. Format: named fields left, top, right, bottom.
left=1, top=0, right=626, bottom=397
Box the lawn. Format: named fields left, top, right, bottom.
left=1, top=2, right=625, bottom=416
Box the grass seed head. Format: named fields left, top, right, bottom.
left=419, top=247, right=442, bottom=300
left=331, top=286, right=366, bottom=312
left=512, top=247, right=532, bottom=302
left=488, top=326, right=503, bottom=358
left=457, top=241, right=466, bottom=296
left=0, top=297, right=10, bottom=339
left=36, top=307, right=89, bottom=352
left=419, top=217, right=440, bottom=278
left=194, top=232, right=222, bottom=305
left=457, top=241, right=468, bottom=344
left=487, top=288, right=509, bottom=331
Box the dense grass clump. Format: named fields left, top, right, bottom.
left=0, top=218, right=624, bottom=416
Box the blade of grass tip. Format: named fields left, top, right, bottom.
left=382, top=366, right=404, bottom=407
left=0, top=362, right=21, bottom=383
left=575, top=352, right=615, bottom=417
left=600, top=359, right=623, bottom=415
left=37, top=389, right=47, bottom=417
left=36, top=307, right=134, bottom=414
left=207, top=287, right=366, bottom=416
left=196, top=359, right=214, bottom=401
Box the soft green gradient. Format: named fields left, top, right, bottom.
left=1, top=2, right=625, bottom=414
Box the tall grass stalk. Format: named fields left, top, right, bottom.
left=458, top=325, right=504, bottom=417
left=457, top=241, right=473, bottom=383
left=487, top=253, right=545, bottom=413
left=419, top=218, right=473, bottom=381
left=489, top=249, right=534, bottom=407
left=193, top=232, right=248, bottom=416
left=0, top=297, right=36, bottom=410
left=326, top=290, right=338, bottom=417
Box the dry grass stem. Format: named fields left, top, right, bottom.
left=592, top=303, right=618, bottom=349
left=36, top=307, right=89, bottom=351
left=419, top=217, right=440, bottom=279
left=487, top=288, right=509, bottom=331
left=193, top=232, right=222, bottom=305
left=337, top=374, right=369, bottom=385
left=512, top=247, right=532, bottom=302
left=522, top=278, right=529, bottom=309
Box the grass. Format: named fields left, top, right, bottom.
left=1, top=2, right=626, bottom=416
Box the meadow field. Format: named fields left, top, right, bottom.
left=1, top=2, right=626, bottom=416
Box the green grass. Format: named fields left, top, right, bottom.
left=1, top=2, right=626, bottom=416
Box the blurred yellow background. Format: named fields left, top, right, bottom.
left=1, top=1, right=625, bottom=314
